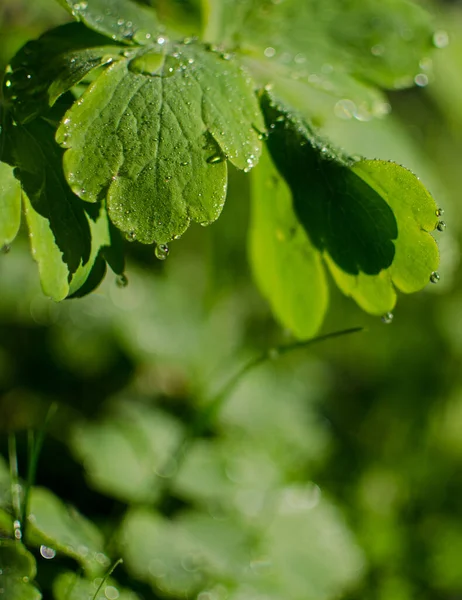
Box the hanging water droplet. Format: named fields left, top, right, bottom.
left=116, top=274, right=128, bottom=288
left=40, top=545, right=56, bottom=560
left=436, top=207, right=444, bottom=217
left=430, top=271, right=440, bottom=284
left=381, top=312, right=393, bottom=324
left=155, top=243, right=169, bottom=260
left=437, top=221, right=446, bottom=232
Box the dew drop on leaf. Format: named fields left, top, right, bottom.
left=40, top=545, right=56, bottom=560
left=437, top=221, right=446, bottom=232
left=116, top=274, right=129, bottom=288
left=381, top=312, right=394, bottom=324
left=436, top=208, right=444, bottom=217
left=430, top=271, right=440, bottom=284
left=207, top=154, right=225, bottom=164
left=155, top=243, right=169, bottom=260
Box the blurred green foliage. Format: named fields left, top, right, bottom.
left=1, top=1, right=462, bottom=599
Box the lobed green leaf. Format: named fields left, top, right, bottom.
left=56, top=41, right=263, bottom=244
left=250, top=92, right=440, bottom=332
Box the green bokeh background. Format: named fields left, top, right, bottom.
left=1, top=1, right=462, bottom=599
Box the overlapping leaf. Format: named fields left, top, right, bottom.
left=0, top=541, right=41, bottom=600
left=3, top=23, right=126, bottom=124
left=2, top=117, right=123, bottom=300
left=206, top=0, right=437, bottom=120
left=249, top=92, right=439, bottom=335
left=249, top=147, right=328, bottom=339
left=57, top=0, right=160, bottom=44
left=56, top=41, right=264, bottom=244
left=26, top=487, right=110, bottom=577
left=0, top=161, right=21, bottom=250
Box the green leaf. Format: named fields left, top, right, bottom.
left=238, top=0, right=435, bottom=88
left=26, top=486, right=110, bottom=577
left=70, top=401, right=183, bottom=503
left=327, top=159, right=440, bottom=314
left=258, top=92, right=439, bottom=325
left=262, top=93, right=398, bottom=277
left=57, top=0, right=160, bottom=45
left=53, top=571, right=140, bottom=600
left=0, top=540, right=41, bottom=600
left=249, top=147, right=328, bottom=339
left=4, top=23, right=126, bottom=124
left=3, top=118, right=122, bottom=299
left=0, top=161, right=21, bottom=249
left=56, top=41, right=263, bottom=244
left=232, top=0, right=436, bottom=122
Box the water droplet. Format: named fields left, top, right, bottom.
left=381, top=312, right=393, bottom=324
left=116, top=274, right=128, bottom=288
left=155, top=244, right=169, bottom=260
left=1, top=244, right=11, bottom=254
left=105, top=586, right=120, bottom=600
left=433, top=30, right=449, bottom=49
left=207, top=154, right=225, bottom=164
left=414, top=73, right=429, bottom=87
left=371, top=44, right=385, bottom=56
left=436, top=207, right=444, bottom=217
left=40, top=545, right=56, bottom=560
left=430, top=271, right=440, bottom=284
left=334, top=99, right=356, bottom=120
left=437, top=221, right=446, bottom=232
left=156, top=36, right=167, bottom=45
left=129, top=51, right=163, bottom=76
left=13, top=520, right=22, bottom=540
left=264, top=47, right=276, bottom=58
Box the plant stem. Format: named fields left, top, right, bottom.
left=21, top=403, right=57, bottom=539
left=91, top=558, right=123, bottom=600
left=8, top=433, right=21, bottom=530
left=157, top=326, right=364, bottom=496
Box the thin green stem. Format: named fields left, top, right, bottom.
left=91, top=558, right=123, bottom=600
left=157, top=326, right=363, bottom=497
left=21, top=403, right=58, bottom=539
left=8, top=433, right=21, bottom=527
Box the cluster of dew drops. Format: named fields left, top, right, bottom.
left=381, top=207, right=446, bottom=325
